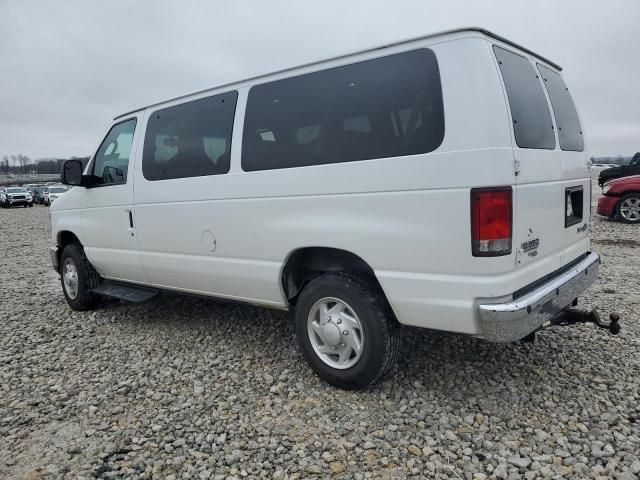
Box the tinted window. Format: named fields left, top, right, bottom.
left=143, top=91, right=237, bottom=181
left=92, top=118, right=137, bottom=185
left=242, top=49, right=444, bottom=171
left=537, top=64, right=584, bottom=152
left=493, top=46, right=555, bottom=150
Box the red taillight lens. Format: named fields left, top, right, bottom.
left=471, top=187, right=512, bottom=256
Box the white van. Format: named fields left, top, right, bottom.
left=51, top=28, right=609, bottom=389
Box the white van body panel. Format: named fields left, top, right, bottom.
left=50, top=29, right=594, bottom=338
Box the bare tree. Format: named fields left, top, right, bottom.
left=19, top=154, right=31, bottom=174
left=1, top=155, right=8, bottom=174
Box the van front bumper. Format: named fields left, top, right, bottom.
left=478, top=253, right=600, bottom=342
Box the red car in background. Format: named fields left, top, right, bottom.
left=597, top=175, right=640, bottom=224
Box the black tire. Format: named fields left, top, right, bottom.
left=295, top=273, right=400, bottom=390
left=616, top=193, right=640, bottom=224
left=29, top=203, right=33, bottom=208
left=59, top=243, right=101, bottom=311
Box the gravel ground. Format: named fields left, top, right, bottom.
left=1, top=180, right=639, bottom=480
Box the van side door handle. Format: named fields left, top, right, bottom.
left=127, top=210, right=135, bottom=237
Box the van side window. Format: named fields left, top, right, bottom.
left=493, top=46, right=556, bottom=150
left=242, top=48, right=444, bottom=171
left=92, top=118, right=137, bottom=186
left=142, top=91, right=238, bottom=181
left=536, top=64, right=584, bottom=152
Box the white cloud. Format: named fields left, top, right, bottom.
left=0, top=0, right=638, bottom=158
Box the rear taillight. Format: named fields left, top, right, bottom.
left=471, top=187, right=512, bottom=257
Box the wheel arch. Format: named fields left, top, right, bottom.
left=55, top=230, right=83, bottom=267
left=281, top=246, right=388, bottom=307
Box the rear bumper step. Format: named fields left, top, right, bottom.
left=478, top=253, right=600, bottom=342
left=91, top=281, right=159, bottom=303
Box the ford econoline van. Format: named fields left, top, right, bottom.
left=51, top=28, right=607, bottom=389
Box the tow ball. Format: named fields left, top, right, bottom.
left=551, top=308, right=621, bottom=335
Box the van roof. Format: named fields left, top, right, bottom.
left=114, top=27, right=561, bottom=121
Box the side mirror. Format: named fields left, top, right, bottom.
left=61, top=159, right=83, bottom=186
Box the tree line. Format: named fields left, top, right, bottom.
left=1, top=155, right=90, bottom=175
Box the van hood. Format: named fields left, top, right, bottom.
left=49, top=188, right=77, bottom=212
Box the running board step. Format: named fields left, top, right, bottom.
left=91, top=281, right=159, bottom=303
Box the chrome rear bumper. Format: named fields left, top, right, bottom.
left=479, top=253, right=600, bottom=342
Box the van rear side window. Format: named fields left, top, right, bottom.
left=493, top=46, right=555, bottom=150
left=537, top=64, right=584, bottom=152
left=142, top=91, right=238, bottom=181
left=241, top=48, right=444, bottom=171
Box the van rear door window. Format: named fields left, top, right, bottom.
left=242, top=48, right=444, bottom=171
left=537, top=64, right=584, bottom=152
left=493, top=46, right=556, bottom=150
left=143, top=91, right=238, bottom=181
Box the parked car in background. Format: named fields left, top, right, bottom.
left=44, top=185, right=69, bottom=206
left=1, top=186, right=33, bottom=208
left=598, top=153, right=640, bottom=187
left=33, top=186, right=47, bottom=204
left=597, top=175, right=640, bottom=224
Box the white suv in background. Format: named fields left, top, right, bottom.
left=50, top=28, right=609, bottom=389
left=44, top=185, right=69, bottom=206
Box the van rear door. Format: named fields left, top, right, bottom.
left=493, top=45, right=589, bottom=271
left=537, top=63, right=590, bottom=264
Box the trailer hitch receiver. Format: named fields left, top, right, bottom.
left=552, top=308, right=621, bottom=334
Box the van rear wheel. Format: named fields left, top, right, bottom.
left=295, top=273, right=399, bottom=389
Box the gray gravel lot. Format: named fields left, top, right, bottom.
left=1, top=181, right=639, bottom=480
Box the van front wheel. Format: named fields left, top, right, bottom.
left=295, top=273, right=399, bottom=389
left=59, top=243, right=101, bottom=311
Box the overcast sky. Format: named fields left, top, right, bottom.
left=1, top=0, right=638, bottom=160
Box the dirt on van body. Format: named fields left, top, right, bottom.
left=1, top=178, right=639, bottom=479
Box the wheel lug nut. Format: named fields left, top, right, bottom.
left=336, top=319, right=342, bottom=324
left=340, top=342, right=346, bottom=347
left=343, top=331, right=348, bottom=335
